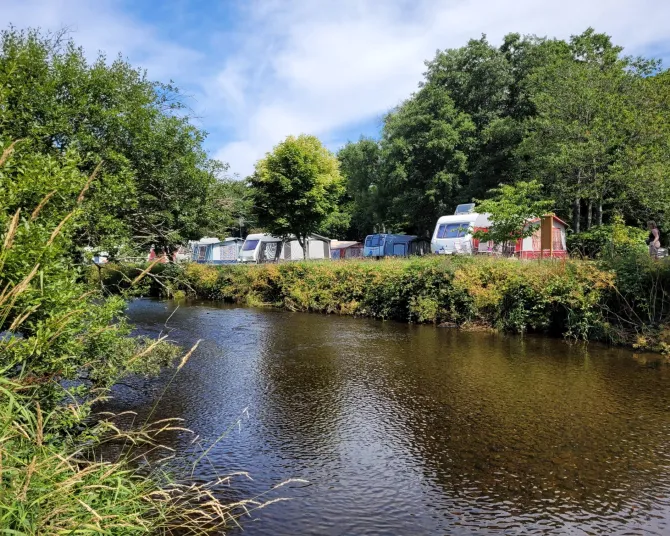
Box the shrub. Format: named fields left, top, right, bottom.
left=567, top=217, right=647, bottom=259
left=175, top=257, right=614, bottom=341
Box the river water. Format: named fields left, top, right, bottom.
left=106, top=299, right=670, bottom=535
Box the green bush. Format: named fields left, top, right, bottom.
left=567, top=218, right=647, bottom=259
left=0, top=140, right=259, bottom=533
left=176, top=257, right=614, bottom=341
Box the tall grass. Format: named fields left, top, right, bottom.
left=0, top=143, right=300, bottom=534
left=0, top=370, right=302, bottom=534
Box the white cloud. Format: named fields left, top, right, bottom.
left=3, top=0, right=670, bottom=178
left=1, top=0, right=202, bottom=85
left=212, top=0, right=670, bottom=177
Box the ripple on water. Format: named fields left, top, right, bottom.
left=100, top=299, right=670, bottom=535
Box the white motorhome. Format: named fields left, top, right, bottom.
left=238, top=233, right=331, bottom=263
left=431, top=204, right=492, bottom=255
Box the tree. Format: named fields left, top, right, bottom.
left=472, top=181, right=554, bottom=254
left=250, top=135, right=344, bottom=258
left=337, top=137, right=385, bottom=238
left=381, top=82, right=475, bottom=235
left=518, top=29, right=654, bottom=232
left=200, top=177, right=254, bottom=238
left=0, top=27, right=224, bottom=255
left=0, top=138, right=175, bottom=414
left=610, top=70, right=670, bottom=231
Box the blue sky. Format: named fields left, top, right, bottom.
left=4, top=0, right=670, bottom=178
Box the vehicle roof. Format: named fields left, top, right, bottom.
left=435, top=213, right=481, bottom=225
left=365, top=234, right=417, bottom=241
left=244, top=233, right=281, bottom=241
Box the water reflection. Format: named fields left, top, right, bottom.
left=103, top=299, right=670, bottom=535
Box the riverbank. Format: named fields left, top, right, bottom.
left=175, top=257, right=606, bottom=335
left=168, top=256, right=669, bottom=352
left=96, top=254, right=670, bottom=351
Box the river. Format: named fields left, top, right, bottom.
left=105, top=299, right=670, bottom=535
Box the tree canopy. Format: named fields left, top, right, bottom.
left=0, top=27, right=230, bottom=255
left=250, top=134, right=344, bottom=257
left=334, top=28, right=670, bottom=243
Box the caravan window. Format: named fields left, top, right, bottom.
left=197, top=245, right=207, bottom=261
left=437, top=223, right=469, bottom=239
left=242, top=239, right=259, bottom=251
left=366, top=235, right=383, bottom=247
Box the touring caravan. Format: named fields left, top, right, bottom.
left=363, top=234, right=430, bottom=258
left=191, top=237, right=244, bottom=264
left=238, top=234, right=283, bottom=263
left=238, top=233, right=331, bottom=263
left=431, top=204, right=492, bottom=255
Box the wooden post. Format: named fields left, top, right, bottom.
left=540, top=215, right=553, bottom=260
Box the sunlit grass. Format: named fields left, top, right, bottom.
left=0, top=371, right=305, bottom=534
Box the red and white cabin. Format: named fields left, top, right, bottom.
left=515, top=215, right=568, bottom=259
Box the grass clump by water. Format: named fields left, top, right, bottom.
left=0, top=373, right=298, bottom=534
left=0, top=141, right=296, bottom=534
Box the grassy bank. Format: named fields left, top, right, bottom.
left=172, top=257, right=609, bottom=340
left=154, top=255, right=666, bottom=351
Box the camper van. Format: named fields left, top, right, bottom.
left=238, top=234, right=283, bottom=263
left=238, top=233, right=331, bottom=263
left=431, top=204, right=492, bottom=255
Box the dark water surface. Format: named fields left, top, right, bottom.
left=107, top=299, right=670, bottom=535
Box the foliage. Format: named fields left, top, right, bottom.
left=598, top=251, right=670, bottom=352
left=567, top=216, right=647, bottom=258
left=0, top=27, right=226, bottom=255
left=200, top=178, right=254, bottom=239
left=175, top=256, right=613, bottom=341
left=335, top=29, right=669, bottom=241
left=0, top=370, right=287, bottom=534
left=0, top=140, right=266, bottom=533
left=0, top=140, right=179, bottom=416
left=472, top=180, right=553, bottom=249
left=337, top=137, right=385, bottom=238
left=250, top=134, right=345, bottom=256
left=380, top=82, right=475, bottom=234
left=175, top=255, right=670, bottom=351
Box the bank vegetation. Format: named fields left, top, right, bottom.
left=132, top=250, right=669, bottom=354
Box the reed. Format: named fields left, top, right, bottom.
left=0, top=361, right=300, bottom=534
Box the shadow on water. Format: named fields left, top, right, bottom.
left=101, top=298, right=670, bottom=535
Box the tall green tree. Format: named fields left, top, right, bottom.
left=518, top=29, right=639, bottom=232
left=381, top=83, right=475, bottom=235
left=0, top=27, right=224, bottom=255
left=200, top=177, right=254, bottom=239
left=250, top=135, right=344, bottom=258
left=610, top=69, right=670, bottom=231
left=337, top=137, right=385, bottom=238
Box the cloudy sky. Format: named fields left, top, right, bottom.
left=3, top=0, right=670, bottom=177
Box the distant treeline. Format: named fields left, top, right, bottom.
left=333, top=29, right=670, bottom=240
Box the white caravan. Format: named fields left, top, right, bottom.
left=238, top=233, right=331, bottom=263
left=238, top=234, right=283, bottom=263
left=431, top=204, right=492, bottom=255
